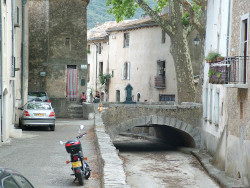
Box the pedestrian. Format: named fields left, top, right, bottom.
left=93, top=91, right=101, bottom=103
left=80, top=92, right=86, bottom=104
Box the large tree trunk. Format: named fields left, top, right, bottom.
left=136, top=0, right=196, bottom=103
left=167, top=1, right=196, bottom=103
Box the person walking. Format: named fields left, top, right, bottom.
left=80, top=92, right=86, bottom=104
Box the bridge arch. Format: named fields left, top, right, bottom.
left=113, top=115, right=201, bottom=148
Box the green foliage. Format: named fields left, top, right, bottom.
left=216, top=72, right=222, bottom=78
left=208, top=69, right=216, bottom=77
left=205, top=51, right=222, bottom=62
left=87, top=0, right=155, bottom=28
left=99, top=73, right=112, bottom=85
left=105, top=0, right=156, bottom=22
left=182, top=12, right=189, bottom=26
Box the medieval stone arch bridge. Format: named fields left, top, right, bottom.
left=100, top=102, right=202, bottom=148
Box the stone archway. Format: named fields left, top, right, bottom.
left=112, top=115, right=201, bottom=148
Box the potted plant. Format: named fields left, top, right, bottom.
left=205, top=51, right=224, bottom=63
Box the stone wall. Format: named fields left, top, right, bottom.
left=101, top=103, right=202, bottom=147
left=225, top=0, right=250, bottom=183
left=29, top=0, right=88, bottom=100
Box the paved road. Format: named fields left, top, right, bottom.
left=0, top=119, right=101, bottom=188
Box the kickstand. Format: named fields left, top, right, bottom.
left=73, top=177, right=77, bottom=183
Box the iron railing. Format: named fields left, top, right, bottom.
left=209, top=56, right=249, bottom=85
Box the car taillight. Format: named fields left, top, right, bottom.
left=47, top=99, right=50, bottom=102
left=73, top=156, right=79, bottom=161
left=49, top=112, right=55, bottom=117
left=24, top=111, right=30, bottom=116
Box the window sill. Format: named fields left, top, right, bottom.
left=226, top=83, right=248, bottom=89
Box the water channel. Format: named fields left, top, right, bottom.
left=114, top=135, right=220, bottom=188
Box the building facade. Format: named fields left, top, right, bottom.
left=203, top=0, right=250, bottom=185
left=87, top=18, right=202, bottom=103
left=0, top=0, right=29, bottom=143
left=29, top=0, right=89, bottom=106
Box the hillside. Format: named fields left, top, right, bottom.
left=87, top=0, right=155, bottom=29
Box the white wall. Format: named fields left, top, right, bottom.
left=107, top=26, right=177, bottom=102
left=202, top=0, right=231, bottom=166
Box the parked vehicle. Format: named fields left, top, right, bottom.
left=60, top=125, right=91, bottom=186
left=19, top=101, right=56, bottom=131
left=28, top=91, right=50, bottom=102
left=0, top=167, right=34, bottom=188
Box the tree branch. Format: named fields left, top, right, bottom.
left=176, top=0, right=206, bottom=35
left=135, top=0, right=174, bottom=36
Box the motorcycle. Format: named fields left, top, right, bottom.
left=60, top=125, right=91, bottom=185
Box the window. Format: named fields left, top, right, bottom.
left=240, top=15, right=248, bottom=84
left=215, top=92, right=219, bottom=125
left=65, top=38, right=70, bottom=46
left=116, top=90, right=120, bottom=102
left=87, top=64, right=90, bottom=82
left=157, top=60, right=165, bottom=76
left=3, top=0, right=6, bottom=4
left=137, top=93, right=141, bottom=102
left=99, top=62, right=103, bottom=75
left=159, top=95, right=175, bottom=102
left=3, top=176, right=19, bottom=188
left=122, top=62, right=130, bottom=80
left=209, top=89, right=213, bottom=121
left=112, top=70, right=114, bottom=77
left=204, top=88, right=208, bottom=118
left=162, top=30, right=166, bottom=43
left=15, top=6, right=20, bottom=26
left=87, top=45, right=90, bottom=53
left=99, top=43, right=102, bottom=54
left=13, top=175, right=33, bottom=188
left=124, top=33, right=129, bottom=48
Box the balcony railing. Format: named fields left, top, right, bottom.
left=209, top=56, right=249, bottom=86
left=155, top=76, right=166, bottom=88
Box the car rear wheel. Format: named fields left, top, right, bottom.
left=50, top=125, right=55, bottom=131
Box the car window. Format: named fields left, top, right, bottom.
left=27, top=103, right=51, bottom=110
left=28, top=92, right=46, bottom=97
left=2, top=176, right=19, bottom=188
left=13, top=175, right=33, bottom=188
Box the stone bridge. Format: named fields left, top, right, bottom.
left=100, top=102, right=202, bottom=148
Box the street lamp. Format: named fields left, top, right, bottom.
left=92, top=42, right=98, bottom=92
left=194, top=35, right=200, bottom=46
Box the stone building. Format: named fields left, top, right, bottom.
left=87, top=18, right=202, bottom=103
left=29, top=0, right=89, bottom=115
left=202, top=0, right=250, bottom=185
left=0, top=0, right=29, bottom=143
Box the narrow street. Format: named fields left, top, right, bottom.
left=0, top=119, right=101, bottom=188
left=114, top=136, right=221, bottom=188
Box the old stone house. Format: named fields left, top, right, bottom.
left=0, top=0, right=29, bottom=143
left=87, top=18, right=202, bottom=103
left=203, top=0, right=250, bottom=185
left=29, top=0, right=89, bottom=117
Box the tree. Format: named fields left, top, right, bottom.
left=106, top=0, right=207, bottom=103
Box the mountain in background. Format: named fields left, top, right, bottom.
left=87, top=0, right=155, bottom=29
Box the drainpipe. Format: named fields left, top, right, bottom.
left=12, top=0, right=16, bottom=125
left=21, top=0, right=27, bottom=106
left=226, top=0, right=232, bottom=57
left=0, top=0, right=3, bottom=142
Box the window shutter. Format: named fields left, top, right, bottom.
left=127, top=62, right=130, bottom=80
left=122, top=63, right=124, bottom=80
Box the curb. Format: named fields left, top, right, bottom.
left=94, top=112, right=131, bottom=188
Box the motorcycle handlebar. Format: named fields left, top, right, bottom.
left=76, top=133, right=86, bottom=139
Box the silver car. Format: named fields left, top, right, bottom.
left=19, top=101, right=56, bottom=131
